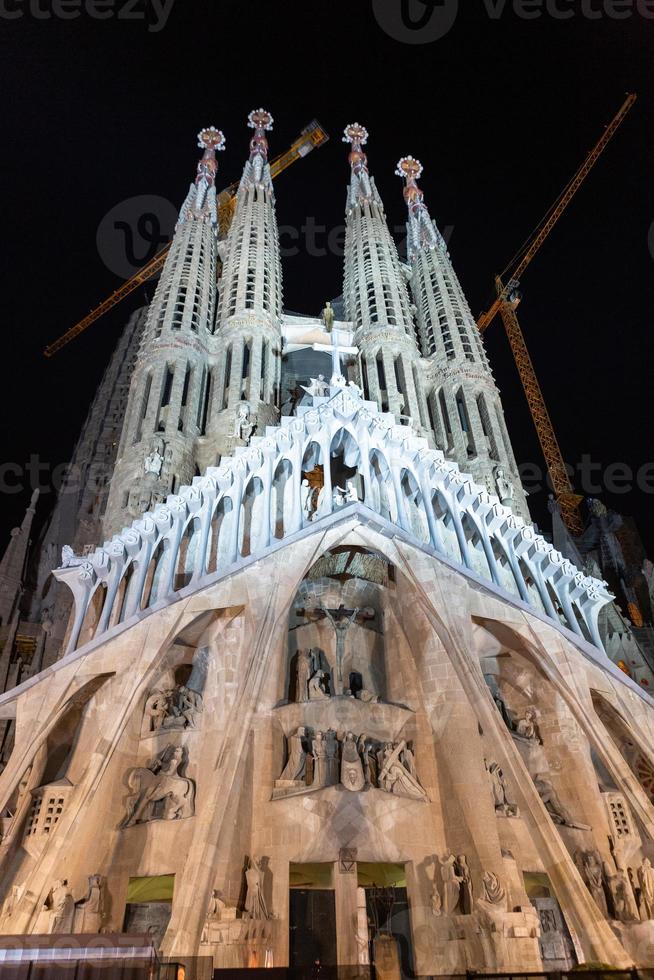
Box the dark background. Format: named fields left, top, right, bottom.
left=1, top=0, right=652, bottom=550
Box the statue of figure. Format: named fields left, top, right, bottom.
left=431, top=882, right=442, bottom=916
left=234, top=402, right=254, bottom=444
left=455, top=855, right=474, bottom=914
left=244, top=857, right=269, bottom=920
left=325, top=729, right=340, bottom=785
left=575, top=850, right=608, bottom=916
left=533, top=774, right=590, bottom=829
left=162, top=685, right=202, bottom=730
left=378, top=740, right=427, bottom=801
left=301, top=479, right=319, bottom=523
left=122, top=745, right=195, bottom=827
left=312, top=731, right=328, bottom=788
left=201, top=889, right=226, bottom=942
left=46, top=879, right=75, bottom=934
left=295, top=649, right=314, bottom=702
left=2, top=883, right=25, bottom=920
left=322, top=301, right=335, bottom=333
left=320, top=605, right=375, bottom=695
left=439, top=855, right=463, bottom=914
left=144, top=691, right=170, bottom=732
left=355, top=687, right=379, bottom=704
left=494, top=466, right=514, bottom=506
left=301, top=375, right=329, bottom=398
left=603, top=862, right=640, bottom=922
left=308, top=669, right=330, bottom=700
left=280, top=727, right=307, bottom=782
left=144, top=439, right=165, bottom=477
left=61, top=545, right=88, bottom=568
left=481, top=870, right=506, bottom=907
left=341, top=732, right=365, bottom=792
left=638, top=859, right=654, bottom=920
left=74, top=874, right=106, bottom=933
left=345, top=479, right=359, bottom=503
left=358, top=735, right=376, bottom=786
left=332, top=486, right=347, bottom=509
left=514, top=707, right=542, bottom=743
left=487, top=760, right=519, bottom=817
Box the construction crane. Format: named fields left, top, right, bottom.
left=43, top=120, right=329, bottom=358
left=477, top=93, right=637, bottom=535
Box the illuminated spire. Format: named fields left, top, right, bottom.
left=395, top=156, right=445, bottom=260
left=247, top=107, right=274, bottom=185
left=178, top=125, right=226, bottom=228
left=343, top=122, right=376, bottom=208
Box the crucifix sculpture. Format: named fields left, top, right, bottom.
left=300, top=603, right=375, bottom=695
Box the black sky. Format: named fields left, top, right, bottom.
left=1, top=0, right=653, bottom=553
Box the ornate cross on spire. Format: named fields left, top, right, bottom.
left=177, top=126, right=225, bottom=226
left=248, top=108, right=274, bottom=183
left=343, top=122, right=373, bottom=203
left=395, top=155, right=443, bottom=258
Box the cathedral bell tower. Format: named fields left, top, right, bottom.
left=103, top=127, right=224, bottom=536
left=203, top=108, right=283, bottom=463
left=342, top=124, right=429, bottom=433
left=396, top=156, right=529, bottom=518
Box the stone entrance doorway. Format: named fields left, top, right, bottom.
left=358, top=863, right=414, bottom=980
left=523, top=872, right=577, bottom=970
left=289, top=863, right=337, bottom=970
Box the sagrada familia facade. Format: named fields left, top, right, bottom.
left=1, top=110, right=654, bottom=976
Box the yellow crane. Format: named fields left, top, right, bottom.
left=43, top=120, right=329, bottom=358
left=477, top=93, right=636, bottom=535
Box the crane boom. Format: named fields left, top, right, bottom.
left=478, top=93, right=636, bottom=333
left=43, top=120, right=329, bottom=358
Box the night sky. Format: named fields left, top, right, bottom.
left=1, top=1, right=653, bottom=555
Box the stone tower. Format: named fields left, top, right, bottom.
left=342, top=124, right=428, bottom=431
left=103, top=127, right=225, bottom=536
left=205, top=108, right=283, bottom=463
left=397, top=156, right=529, bottom=519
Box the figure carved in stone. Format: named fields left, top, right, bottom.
left=494, top=466, right=514, bottom=506
left=320, top=604, right=375, bottom=695
left=301, top=375, right=329, bottom=398
left=439, top=855, right=463, bottom=914
left=144, top=439, right=165, bottom=477
left=358, top=735, right=377, bottom=786
left=144, top=684, right=202, bottom=732
left=295, top=649, right=314, bottom=702
left=45, top=879, right=75, bottom=933
left=312, top=731, right=329, bottom=788
left=2, top=883, right=25, bottom=921
left=301, top=480, right=319, bottom=523
left=638, top=858, right=654, bottom=920
left=533, top=774, right=590, bottom=830
left=456, top=855, right=474, bottom=914
left=378, top=740, right=427, bottom=801
left=603, top=861, right=640, bottom=922
left=481, top=870, right=506, bottom=907
left=122, top=745, right=195, bottom=827
left=201, top=889, right=226, bottom=942
left=431, top=882, right=442, bottom=916
left=279, top=727, right=307, bottom=782
left=234, top=402, right=254, bottom=444
left=74, top=874, right=106, bottom=933
left=308, top=669, right=330, bottom=700
left=486, top=760, right=519, bottom=817
left=322, top=301, right=335, bottom=333
left=325, top=729, right=340, bottom=785
left=575, top=850, right=608, bottom=916
left=341, top=731, right=365, bottom=792
left=244, top=857, right=269, bottom=920
left=514, top=706, right=542, bottom=743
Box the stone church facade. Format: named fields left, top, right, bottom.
left=0, top=113, right=654, bottom=975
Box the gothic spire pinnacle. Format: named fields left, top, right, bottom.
left=395, top=156, right=446, bottom=260
left=178, top=126, right=225, bottom=228
left=343, top=123, right=374, bottom=207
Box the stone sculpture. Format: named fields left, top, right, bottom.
left=301, top=375, right=329, bottom=398
left=378, top=740, right=427, bottom=800
left=638, top=858, right=654, bottom=920
left=533, top=774, right=590, bottom=829
left=325, top=729, right=340, bottom=784
left=144, top=439, right=165, bottom=477
left=244, top=857, right=269, bottom=920
left=312, top=731, right=329, bottom=788
left=321, top=301, right=335, bottom=333
left=143, top=684, right=202, bottom=732
left=358, top=735, right=377, bottom=785
left=494, top=466, right=514, bottom=506
left=300, top=480, right=319, bottom=522
left=279, top=727, right=307, bottom=782
left=295, top=649, right=314, bottom=702
left=341, top=731, right=365, bottom=791
left=123, top=745, right=195, bottom=827
left=234, top=402, right=255, bottom=443
left=201, top=890, right=226, bottom=942
left=603, top=861, right=640, bottom=922
left=318, top=604, right=375, bottom=695
left=514, top=707, right=542, bottom=743
left=487, top=760, right=519, bottom=817
left=74, top=874, right=106, bottom=933
left=481, top=870, right=506, bottom=908
left=575, top=849, right=608, bottom=917
left=46, top=879, right=75, bottom=933
left=456, top=855, right=474, bottom=914
left=439, top=854, right=463, bottom=914
left=308, top=669, right=330, bottom=700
